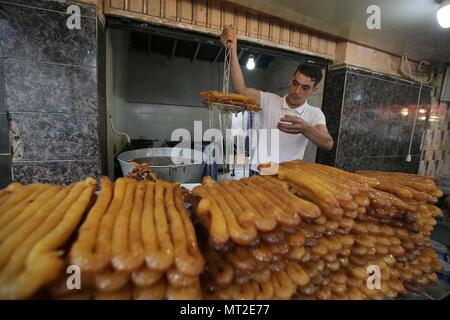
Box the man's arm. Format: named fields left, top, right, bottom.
left=278, top=115, right=334, bottom=151
left=303, top=124, right=334, bottom=151
left=221, top=26, right=261, bottom=104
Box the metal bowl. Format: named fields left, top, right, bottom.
left=117, top=147, right=204, bottom=183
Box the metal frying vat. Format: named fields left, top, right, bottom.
left=117, top=148, right=204, bottom=183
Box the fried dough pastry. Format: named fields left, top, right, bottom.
left=200, top=91, right=261, bottom=112
left=0, top=178, right=96, bottom=299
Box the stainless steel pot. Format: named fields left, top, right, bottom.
left=117, top=148, right=204, bottom=183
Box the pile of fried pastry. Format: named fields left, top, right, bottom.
left=193, top=161, right=443, bottom=300
left=200, top=91, right=261, bottom=113
left=0, top=160, right=443, bottom=300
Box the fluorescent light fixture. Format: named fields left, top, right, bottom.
left=246, top=55, right=255, bottom=70
left=437, top=0, right=450, bottom=28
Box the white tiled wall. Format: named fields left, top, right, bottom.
left=117, top=102, right=222, bottom=143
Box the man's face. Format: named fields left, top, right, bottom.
left=286, top=71, right=317, bottom=106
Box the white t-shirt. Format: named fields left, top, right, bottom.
left=250, top=91, right=326, bottom=171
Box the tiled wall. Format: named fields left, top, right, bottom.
left=0, top=46, right=10, bottom=188
left=419, top=103, right=449, bottom=177
left=0, top=0, right=105, bottom=184
left=317, top=66, right=432, bottom=173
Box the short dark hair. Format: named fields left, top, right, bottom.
left=294, top=65, right=323, bottom=87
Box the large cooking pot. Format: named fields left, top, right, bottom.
left=117, top=148, right=204, bottom=183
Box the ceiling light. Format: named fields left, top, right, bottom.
left=246, top=55, right=255, bottom=70
left=437, top=0, right=450, bottom=28
left=401, top=108, right=409, bottom=117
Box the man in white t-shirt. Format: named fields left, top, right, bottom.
left=221, top=26, right=334, bottom=173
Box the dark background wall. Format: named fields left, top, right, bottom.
left=318, top=66, right=431, bottom=173
left=0, top=45, right=9, bottom=188
left=0, top=0, right=106, bottom=185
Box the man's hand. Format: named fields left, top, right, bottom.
left=220, top=25, right=237, bottom=50
left=278, top=114, right=334, bottom=151
left=277, top=114, right=310, bottom=135
left=220, top=25, right=261, bottom=104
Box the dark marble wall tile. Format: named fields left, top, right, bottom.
left=392, top=85, right=430, bottom=158
left=395, top=156, right=408, bottom=172
left=409, top=156, right=420, bottom=174
left=334, top=154, right=344, bottom=168
left=0, top=3, right=96, bottom=66
left=338, top=73, right=363, bottom=159
left=381, top=158, right=391, bottom=171
left=361, top=76, right=375, bottom=120
left=0, top=1, right=103, bottom=184
left=396, top=121, right=413, bottom=156
left=350, top=157, right=361, bottom=171
left=411, top=126, right=425, bottom=156
left=358, top=157, right=373, bottom=170
left=394, top=157, right=408, bottom=172
left=337, top=127, right=357, bottom=160
left=383, top=121, right=400, bottom=156
left=370, top=159, right=382, bottom=171
left=97, top=19, right=107, bottom=175
left=410, top=87, right=432, bottom=156
left=404, top=87, right=419, bottom=128
left=324, top=71, right=346, bottom=139
left=336, top=157, right=355, bottom=172
left=389, top=155, right=419, bottom=173
left=354, top=120, right=373, bottom=160
left=11, top=159, right=101, bottom=185
left=0, top=113, right=8, bottom=153
left=316, top=70, right=346, bottom=166
left=0, top=50, right=5, bottom=113
left=0, top=0, right=96, bottom=17
left=325, top=66, right=431, bottom=174
left=4, top=59, right=97, bottom=113
left=0, top=13, right=9, bottom=189
left=402, top=86, right=417, bottom=123
left=420, top=87, right=432, bottom=107
left=369, top=79, right=387, bottom=120
left=0, top=153, right=11, bottom=188
left=405, top=85, right=420, bottom=106
left=389, top=156, right=411, bottom=172
left=354, top=157, right=370, bottom=171
left=341, top=73, right=364, bottom=144
left=9, top=113, right=99, bottom=161
left=378, top=80, right=395, bottom=122
left=391, top=83, right=406, bottom=122
left=370, top=120, right=387, bottom=157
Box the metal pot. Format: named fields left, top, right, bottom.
left=117, top=148, right=204, bottom=183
